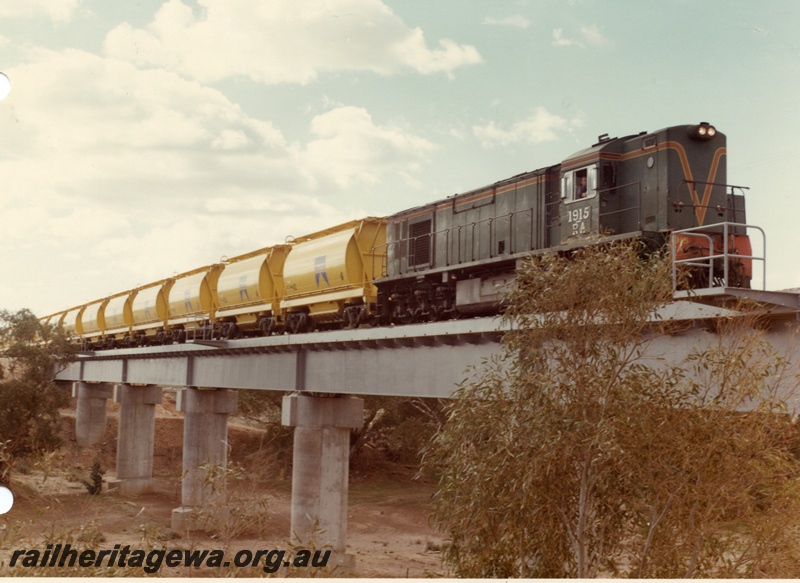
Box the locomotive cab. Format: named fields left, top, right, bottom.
left=558, top=134, right=626, bottom=245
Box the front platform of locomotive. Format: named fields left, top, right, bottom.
left=655, top=123, right=756, bottom=290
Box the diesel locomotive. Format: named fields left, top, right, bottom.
left=41, top=122, right=755, bottom=349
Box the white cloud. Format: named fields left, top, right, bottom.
left=552, top=24, right=609, bottom=48
left=473, top=107, right=576, bottom=147
left=0, top=48, right=440, bottom=314
left=103, top=0, right=482, bottom=85
left=552, top=27, right=581, bottom=47
left=483, top=15, right=530, bottom=29
left=302, top=106, right=438, bottom=188
left=580, top=24, right=609, bottom=46
left=0, top=0, right=80, bottom=22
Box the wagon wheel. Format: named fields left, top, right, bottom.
left=286, top=314, right=300, bottom=335
left=343, top=306, right=359, bottom=329
left=221, top=322, right=241, bottom=339
left=229, top=323, right=242, bottom=339
left=304, top=315, right=317, bottom=333
left=258, top=317, right=275, bottom=337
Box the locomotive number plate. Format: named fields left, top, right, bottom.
left=567, top=205, right=591, bottom=236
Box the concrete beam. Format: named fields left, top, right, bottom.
left=171, top=387, right=238, bottom=531
left=108, top=384, right=163, bottom=496
left=72, top=381, right=113, bottom=447
left=282, top=393, right=363, bottom=567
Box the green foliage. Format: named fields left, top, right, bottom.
left=425, top=242, right=800, bottom=577
left=82, top=458, right=105, bottom=495
left=0, top=309, right=76, bottom=482
left=350, top=396, right=445, bottom=464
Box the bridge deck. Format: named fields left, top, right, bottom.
left=54, top=295, right=800, bottom=398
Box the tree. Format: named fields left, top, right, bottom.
left=425, top=242, right=800, bottom=577
left=0, top=309, right=76, bottom=483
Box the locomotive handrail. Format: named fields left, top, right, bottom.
left=595, top=180, right=643, bottom=230
left=375, top=188, right=629, bottom=278
left=372, top=202, right=557, bottom=278
left=671, top=222, right=766, bottom=291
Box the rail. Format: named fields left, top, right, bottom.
left=671, top=222, right=765, bottom=290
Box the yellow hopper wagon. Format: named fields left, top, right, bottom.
left=216, top=244, right=291, bottom=338
left=130, top=279, right=173, bottom=346
left=281, top=218, right=386, bottom=333
left=102, top=290, right=136, bottom=348
left=79, top=298, right=108, bottom=351
left=167, top=264, right=224, bottom=343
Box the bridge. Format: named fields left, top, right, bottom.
left=52, top=288, right=800, bottom=568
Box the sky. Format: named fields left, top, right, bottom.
left=0, top=0, right=797, bottom=317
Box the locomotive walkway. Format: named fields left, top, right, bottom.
left=53, top=289, right=800, bottom=568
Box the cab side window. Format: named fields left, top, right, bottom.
left=575, top=169, right=589, bottom=199
left=563, top=166, right=597, bottom=201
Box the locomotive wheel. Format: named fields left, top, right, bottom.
left=397, top=307, right=417, bottom=325
left=429, top=304, right=444, bottom=322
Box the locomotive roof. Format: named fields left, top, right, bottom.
left=388, top=123, right=716, bottom=219
left=390, top=164, right=555, bottom=218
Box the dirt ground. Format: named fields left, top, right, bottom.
left=0, top=392, right=448, bottom=577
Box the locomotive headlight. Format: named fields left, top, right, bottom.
left=687, top=122, right=717, bottom=141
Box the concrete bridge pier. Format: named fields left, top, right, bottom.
left=72, top=381, right=113, bottom=447
left=171, top=387, right=238, bottom=531
left=108, top=384, right=162, bottom=496
left=282, top=393, right=364, bottom=568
